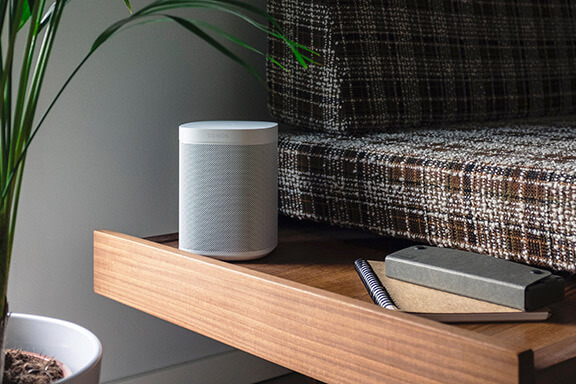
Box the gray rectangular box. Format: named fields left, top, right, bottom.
left=385, top=246, right=565, bottom=310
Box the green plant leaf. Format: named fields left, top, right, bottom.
left=124, top=0, right=132, bottom=13
left=39, top=0, right=69, bottom=30
left=168, top=15, right=262, bottom=80
left=189, top=19, right=289, bottom=70
left=90, top=0, right=317, bottom=70
left=18, top=0, right=33, bottom=30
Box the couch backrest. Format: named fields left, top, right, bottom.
left=267, top=0, right=576, bottom=135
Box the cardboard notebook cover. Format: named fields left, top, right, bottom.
left=362, top=260, right=550, bottom=322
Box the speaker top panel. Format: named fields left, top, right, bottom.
left=179, top=120, right=278, bottom=145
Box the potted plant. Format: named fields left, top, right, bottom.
left=4, top=313, right=102, bottom=383
left=0, top=0, right=313, bottom=382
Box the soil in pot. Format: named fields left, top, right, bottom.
left=3, top=349, right=65, bottom=384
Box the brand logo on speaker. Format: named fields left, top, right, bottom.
left=208, top=132, right=229, bottom=139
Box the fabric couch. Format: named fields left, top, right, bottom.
left=266, top=0, right=576, bottom=273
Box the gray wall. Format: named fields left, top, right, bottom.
left=7, top=0, right=272, bottom=381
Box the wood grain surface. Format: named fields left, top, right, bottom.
left=94, top=218, right=576, bottom=384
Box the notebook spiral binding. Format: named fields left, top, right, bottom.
left=354, top=258, right=398, bottom=310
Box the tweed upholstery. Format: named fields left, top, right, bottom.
left=268, top=0, right=576, bottom=135
left=278, top=120, right=576, bottom=272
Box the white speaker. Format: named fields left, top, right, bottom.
left=179, top=121, right=278, bottom=260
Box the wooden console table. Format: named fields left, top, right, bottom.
left=94, top=217, right=576, bottom=384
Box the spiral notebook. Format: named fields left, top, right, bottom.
left=354, top=259, right=551, bottom=323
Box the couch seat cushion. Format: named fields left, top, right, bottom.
left=278, top=119, right=576, bottom=272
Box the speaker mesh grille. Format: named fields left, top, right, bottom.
left=179, top=142, right=277, bottom=254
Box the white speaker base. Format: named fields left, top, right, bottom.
left=180, top=244, right=277, bottom=261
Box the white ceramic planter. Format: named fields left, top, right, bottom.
left=4, top=313, right=102, bottom=384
